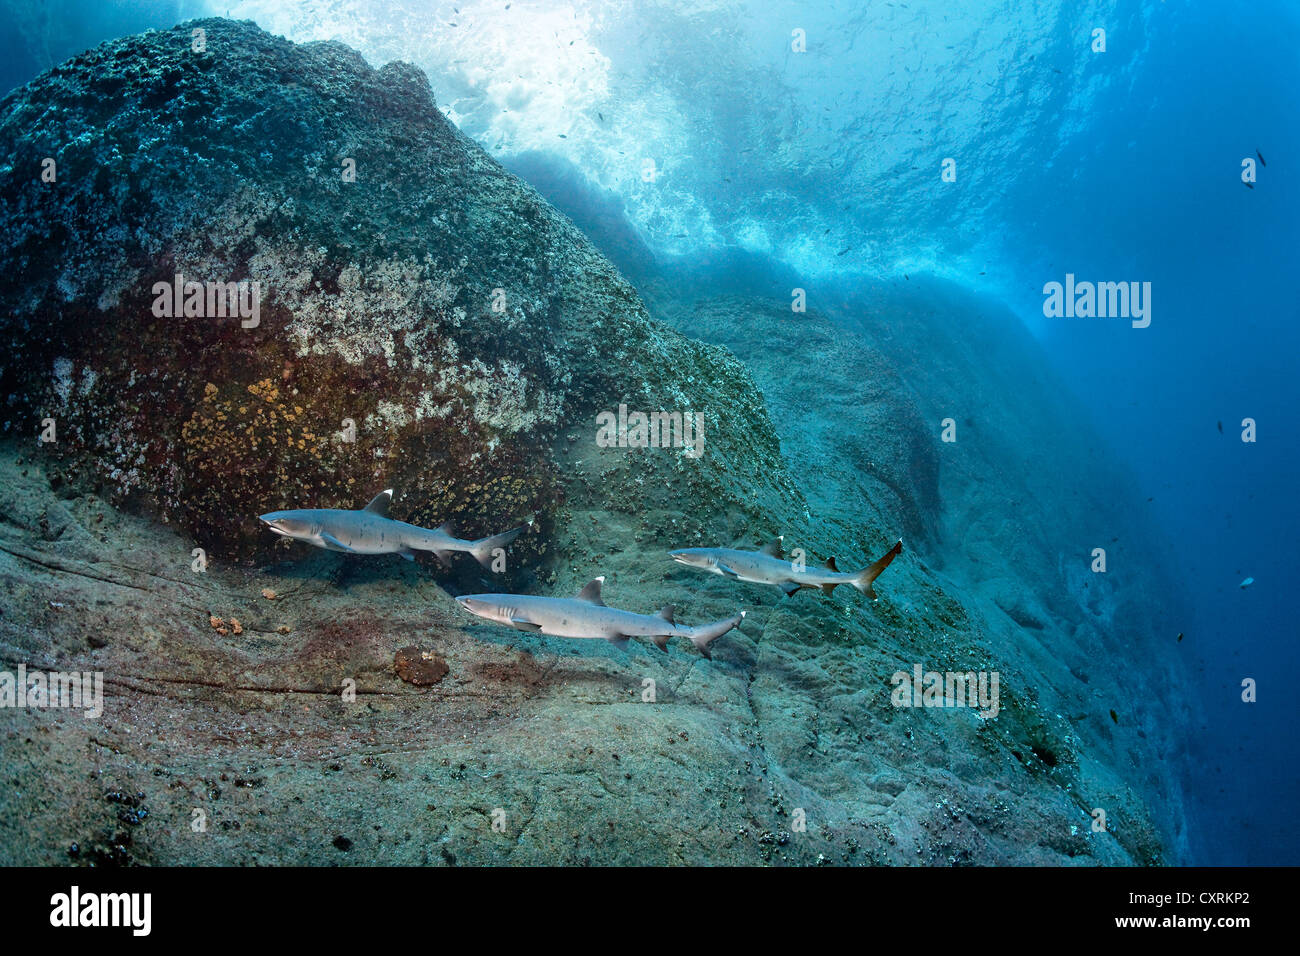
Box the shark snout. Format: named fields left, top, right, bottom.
left=259, top=511, right=311, bottom=538
left=259, top=514, right=290, bottom=536
left=456, top=596, right=507, bottom=624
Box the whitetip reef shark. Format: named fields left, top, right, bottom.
left=259, top=489, right=528, bottom=567
left=455, top=577, right=745, bottom=657
left=669, top=536, right=903, bottom=599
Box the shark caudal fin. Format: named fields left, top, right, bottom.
left=687, top=610, right=745, bottom=659
left=469, top=521, right=530, bottom=569
left=852, top=539, right=903, bottom=599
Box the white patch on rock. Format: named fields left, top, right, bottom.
left=52, top=357, right=74, bottom=404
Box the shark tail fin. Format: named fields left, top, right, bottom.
left=469, top=523, right=527, bottom=569
left=687, top=610, right=745, bottom=658
left=853, top=539, right=903, bottom=599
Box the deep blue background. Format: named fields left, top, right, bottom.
left=1003, top=6, right=1300, bottom=865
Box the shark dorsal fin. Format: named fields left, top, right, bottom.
left=760, top=535, right=784, bottom=558
left=826, top=556, right=839, bottom=572
left=577, top=577, right=606, bottom=605
left=364, top=489, right=393, bottom=516
left=436, top=520, right=456, bottom=537
left=658, top=604, right=676, bottom=623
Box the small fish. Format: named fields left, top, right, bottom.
left=1239, top=577, right=1255, bottom=589
left=1257, top=149, right=1266, bottom=167
left=1177, top=632, right=1184, bottom=642
left=1217, top=420, right=1223, bottom=433
left=597, top=112, right=604, bottom=122
left=1109, top=709, right=1118, bottom=725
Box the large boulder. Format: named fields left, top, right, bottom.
left=0, top=18, right=787, bottom=566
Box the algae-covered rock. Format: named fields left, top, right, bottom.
left=0, top=18, right=786, bottom=565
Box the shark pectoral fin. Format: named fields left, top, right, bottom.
left=397, top=548, right=416, bottom=562
left=606, top=634, right=632, bottom=652
left=778, top=581, right=801, bottom=598
left=716, top=563, right=740, bottom=579
left=320, top=533, right=357, bottom=553
left=510, top=618, right=544, bottom=632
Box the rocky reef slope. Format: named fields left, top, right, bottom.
left=0, top=20, right=1190, bottom=865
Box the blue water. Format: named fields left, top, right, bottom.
left=4, top=0, right=1295, bottom=865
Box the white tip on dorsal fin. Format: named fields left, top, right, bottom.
left=363, top=489, right=393, bottom=515
left=760, top=535, right=784, bottom=557
left=577, top=576, right=605, bottom=605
